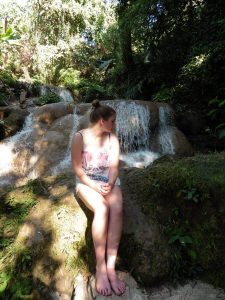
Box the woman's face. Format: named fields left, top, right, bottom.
left=102, top=114, right=116, bottom=132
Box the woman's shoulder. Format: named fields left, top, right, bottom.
left=109, top=132, right=119, bottom=147
left=73, top=130, right=84, bottom=144
left=74, top=128, right=88, bottom=137
left=110, top=132, right=119, bottom=140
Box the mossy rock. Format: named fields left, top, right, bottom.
left=120, top=152, right=225, bottom=286
left=35, top=92, right=62, bottom=106
left=0, top=175, right=88, bottom=299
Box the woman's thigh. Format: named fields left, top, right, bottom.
left=105, top=186, right=123, bottom=211
left=76, top=183, right=107, bottom=212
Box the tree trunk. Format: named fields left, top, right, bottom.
left=117, top=0, right=134, bottom=73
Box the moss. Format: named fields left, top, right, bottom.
left=124, top=152, right=225, bottom=285
left=35, top=92, right=61, bottom=106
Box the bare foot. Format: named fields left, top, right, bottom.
left=96, top=268, right=112, bottom=296
left=107, top=268, right=126, bottom=296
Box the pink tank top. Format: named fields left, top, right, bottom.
left=77, top=131, right=111, bottom=183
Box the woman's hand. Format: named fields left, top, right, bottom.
left=100, top=182, right=113, bottom=195
left=92, top=182, right=113, bottom=196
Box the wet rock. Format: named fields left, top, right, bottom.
left=120, top=169, right=171, bottom=285
left=175, top=111, right=207, bottom=136
left=33, top=102, right=73, bottom=126
left=2, top=107, right=29, bottom=138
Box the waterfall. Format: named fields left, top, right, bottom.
left=51, top=107, right=81, bottom=175
left=0, top=100, right=177, bottom=186
left=105, top=101, right=151, bottom=153
left=40, top=85, right=74, bottom=103
left=0, top=114, right=36, bottom=186
left=158, top=106, right=175, bottom=154
left=104, top=100, right=161, bottom=167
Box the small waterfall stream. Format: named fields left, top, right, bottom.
left=106, top=101, right=151, bottom=152
left=0, top=114, right=36, bottom=185
left=51, top=107, right=81, bottom=175
left=0, top=101, right=176, bottom=187
left=158, top=106, right=175, bottom=154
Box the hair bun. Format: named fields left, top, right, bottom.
left=92, top=99, right=100, bottom=109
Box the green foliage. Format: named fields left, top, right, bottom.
left=0, top=70, right=16, bottom=86
left=0, top=182, right=39, bottom=298
left=152, top=87, right=174, bottom=103
left=208, top=98, right=225, bottom=140
left=0, top=92, right=9, bottom=106
left=126, top=152, right=225, bottom=284
left=76, top=79, right=106, bottom=103
left=36, top=92, right=61, bottom=106
left=58, top=68, right=81, bottom=87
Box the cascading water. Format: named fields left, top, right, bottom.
left=51, top=107, right=81, bottom=175
left=40, top=86, right=74, bottom=103
left=105, top=100, right=160, bottom=167
left=0, top=100, right=176, bottom=187
left=158, top=105, right=175, bottom=154
left=0, top=114, right=37, bottom=186
left=105, top=101, right=150, bottom=152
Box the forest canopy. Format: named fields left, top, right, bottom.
left=0, top=0, right=225, bottom=138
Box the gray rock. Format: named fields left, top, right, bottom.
left=147, top=281, right=225, bottom=300
left=73, top=272, right=148, bottom=300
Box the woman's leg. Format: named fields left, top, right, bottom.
left=105, top=186, right=126, bottom=295
left=76, top=184, right=111, bottom=296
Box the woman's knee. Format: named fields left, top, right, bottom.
left=109, top=197, right=123, bottom=216
left=94, top=196, right=109, bottom=216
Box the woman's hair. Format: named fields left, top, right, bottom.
left=90, top=100, right=116, bottom=123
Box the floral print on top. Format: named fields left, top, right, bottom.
left=77, top=131, right=111, bottom=183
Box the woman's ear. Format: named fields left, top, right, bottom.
left=100, top=118, right=104, bottom=126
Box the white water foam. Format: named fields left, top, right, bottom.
left=0, top=113, right=35, bottom=186
left=120, top=150, right=160, bottom=168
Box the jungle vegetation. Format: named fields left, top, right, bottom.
left=0, top=0, right=225, bottom=137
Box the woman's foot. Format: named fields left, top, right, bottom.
left=96, top=268, right=112, bottom=296
left=107, top=268, right=126, bottom=296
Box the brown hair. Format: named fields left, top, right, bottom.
left=90, top=100, right=116, bottom=124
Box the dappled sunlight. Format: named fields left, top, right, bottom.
left=0, top=174, right=83, bottom=298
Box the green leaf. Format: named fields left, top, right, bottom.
left=207, top=109, right=218, bottom=117
left=218, top=129, right=225, bottom=139
left=187, top=249, right=197, bottom=260
left=169, top=235, right=180, bottom=244
left=179, top=235, right=193, bottom=245
left=218, top=100, right=225, bottom=107
left=0, top=273, right=11, bottom=293
left=215, top=123, right=225, bottom=130
left=208, top=98, right=218, bottom=106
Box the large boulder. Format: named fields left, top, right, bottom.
left=175, top=110, right=207, bottom=135
left=151, top=126, right=194, bottom=156
left=1, top=107, right=29, bottom=139
left=33, top=102, right=73, bottom=126
left=119, top=152, right=225, bottom=286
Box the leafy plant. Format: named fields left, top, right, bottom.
left=152, top=87, right=174, bottom=103
left=169, top=230, right=193, bottom=247
left=0, top=92, right=9, bottom=106
left=208, top=97, right=225, bottom=140
left=35, top=92, right=61, bottom=106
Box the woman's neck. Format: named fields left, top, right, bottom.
left=89, top=123, right=105, bottom=138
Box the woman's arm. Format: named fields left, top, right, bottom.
left=108, top=133, right=120, bottom=188
left=71, top=133, right=104, bottom=194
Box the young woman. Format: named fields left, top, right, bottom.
left=71, top=100, right=125, bottom=296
